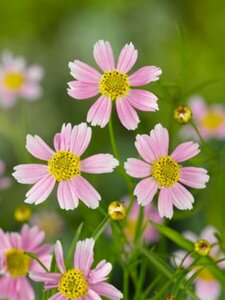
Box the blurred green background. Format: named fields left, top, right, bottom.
left=0, top=0, right=225, bottom=297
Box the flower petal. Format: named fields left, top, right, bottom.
left=195, top=279, right=221, bottom=300
left=158, top=188, right=174, bottom=219
left=180, top=167, right=209, bottom=189
left=169, top=183, right=194, bottom=210
left=171, top=141, right=200, bottom=162
left=26, top=65, right=44, bottom=80
left=57, top=181, right=79, bottom=210
left=91, top=282, right=123, bottom=300
left=126, top=89, right=158, bottom=111
left=71, top=176, right=100, bottom=209
left=87, top=95, right=112, bottom=128
left=69, top=122, right=92, bottom=156
left=135, top=134, right=157, bottom=163
left=129, top=66, right=162, bottom=86
left=21, top=224, right=45, bottom=250
left=49, top=293, right=66, bottom=300
left=124, top=158, right=151, bottom=178
left=134, top=177, right=158, bottom=206
left=20, top=83, right=42, bottom=100
left=116, top=97, right=140, bottom=130
left=12, top=164, right=48, bottom=184
left=149, top=123, right=169, bottom=157
left=80, top=154, right=119, bottom=174
left=25, top=174, right=55, bottom=205
left=67, top=81, right=99, bottom=99
left=26, top=134, right=55, bottom=161
left=89, top=260, right=112, bottom=284
left=55, top=240, right=66, bottom=273
left=93, top=40, right=115, bottom=71
left=74, top=238, right=95, bottom=276
left=29, top=272, right=61, bottom=284
left=116, top=42, right=138, bottom=73
left=69, top=60, right=101, bottom=83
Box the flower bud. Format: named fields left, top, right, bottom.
left=174, top=105, right=192, bottom=124
left=195, top=239, right=211, bottom=256
left=108, top=201, right=126, bottom=221
left=166, top=295, right=175, bottom=300
left=14, top=205, right=32, bottom=222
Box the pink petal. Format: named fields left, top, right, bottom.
left=116, top=97, right=140, bottom=130
left=69, top=122, right=92, bottom=156
left=20, top=83, right=42, bottom=100
left=29, top=272, right=61, bottom=283
left=26, top=65, right=44, bottom=80
left=53, top=133, right=61, bottom=151
left=59, top=123, right=72, bottom=151
left=126, top=89, right=158, bottom=111
left=158, top=188, right=174, bottom=219
left=49, top=293, right=66, bottom=300
left=55, top=240, right=66, bottom=273
left=74, top=238, right=95, bottom=276
left=8, top=232, right=22, bottom=248
left=169, top=183, right=194, bottom=210
left=149, top=123, right=169, bottom=157
left=195, top=279, right=221, bottom=300
left=80, top=154, right=119, bottom=174
left=25, top=174, right=55, bottom=205
left=135, top=134, right=158, bottom=163
left=85, top=289, right=101, bottom=300
left=91, top=282, right=123, bottom=300
left=171, top=141, right=200, bottom=162
left=128, top=66, right=162, bottom=86
left=16, top=277, right=35, bottom=300
left=71, top=176, right=100, bottom=209
left=67, top=81, right=99, bottom=99
left=21, top=224, right=45, bottom=250
left=57, top=181, right=79, bottom=210
left=69, top=60, right=101, bottom=83
left=87, top=95, right=112, bottom=128
left=189, top=96, right=207, bottom=118
left=26, top=134, right=55, bottom=161
left=180, top=167, right=209, bottom=189
left=93, top=40, right=115, bottom=71
left=200, top=226, right=218, bottom=244
left=12, top=164, right=48, bottom=184
left=124, top=158, right=151, bottom=178
left=116, top=42, right=138, bottom=73
left=134, top=177, right=158, bottom=206
left=89, top=260, right=112, bottom=284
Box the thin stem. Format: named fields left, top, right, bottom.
left=108, top=117, right=120, bottom=160
left=189, top=120, right=208, bottom=148
left=123, top=269, right=129, bottom=300
left=25, top=252, right=49, bottom=272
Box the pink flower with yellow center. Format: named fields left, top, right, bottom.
left=0, top=160, right=11, bottom=189
left=12, top=123, right=119, bottom=210
left=68, top=40, right=162, bottom=130
left=182, top=96, right=225, bottom=140
left=0, top=224, right=52, bottom=300
left=30, top=238, right=123, bottom=300
left=124, top=123, right=209, bottom=219
left=0, top=51, right=44, bottom=108
left=173, top=226, right=225, bottom=300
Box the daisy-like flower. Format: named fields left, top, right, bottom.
left=124, top=123, right=209, bottom=219
left=181, top=96, right=225, bottom=140
left=0, top=224, right=52, bottom=300
left=68, top=40, right=162, bottom=130
left=0, top=160, right=11, bottom=189
left=30, top=238, right=123, bottom=300
left=12, top=122, right=119, bottom=210
left=0, top=51, right=44, bottom=108
left=173, top=226, right=225, bottom=300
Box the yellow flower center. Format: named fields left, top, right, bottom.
left=3, top=72, right=25, bottom=90
left=152, top=155, right=180, bottom=188
left=6, top=248, right=30, bottom=277
left=48, top=150, right=80, bottom=182
left=58, top=268, right=88, bottom=298
left=197, top=267, right=214, bottom=282
left=201, top=112, right=224, bottom=129
left=99, top=70, right=129, bottom=100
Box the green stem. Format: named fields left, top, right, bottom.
left=25, top=252, right=49, bottom=272
left=108, top=117, right=120, bottom=160
left=92, top=215, right=109, bottom=241
left=123, top=269, right=129, bottom=300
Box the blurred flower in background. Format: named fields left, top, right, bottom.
left=0, top=160, right=11, bottom=190
left=0, top=51, right=44, bottom=108
left=0, top=224, right=52, bottom=300
left=181, top=96, right=225, bottom=141
left=173, top=226, right=225, bottom=300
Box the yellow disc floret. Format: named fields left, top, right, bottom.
left=99, top=70, right=129, bottom=100
left=152, top=156, right=180, bottom=188
left=58, top=268, right=88, bottom=298
left=48, top=150, right=80, bottom=182
left=3, top=72, right=25, bottom=90
left=201, top=112, right=224, bottom=130
left=6, top=248, right=30, bottom=277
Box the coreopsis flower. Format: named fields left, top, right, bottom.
left=124, top=123, right=209, bottom=219
left=173, top=226, right=225, bottom=300
left=0, top=224, right=52, bottom=300
left=30, top=238, right=123, bottom=300
left=13, top=123, right=119, bottom=210
left=0, top=160, right=11, bottom=189
left=0, top=51, right=44, bottom=108
left=68, top=40, right=162, bottom=130
left=181, top=96, right=225, bottom=140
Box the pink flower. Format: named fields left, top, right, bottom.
left=0, top=160, right=11, bottom=189
left=68, top=40, right=161, bottom=130
left=13, top=122, right=119, bottom=210
left=0, top=224, right=52, bottom=300
left=124, top=123, right=209, bottom=219
left=173, top=226, right=224, bottom=300
left=0, top=51, right=44, bottom=108
left=30, top=238, right=123, bottom=300
left=181, top=96, right=225, bottom=140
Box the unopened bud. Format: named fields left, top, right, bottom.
left=108, top=201, right=126, bottom=221
left=174, top=105, right=192, bottom=124
left=195, top=239, right=211, bottom=256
